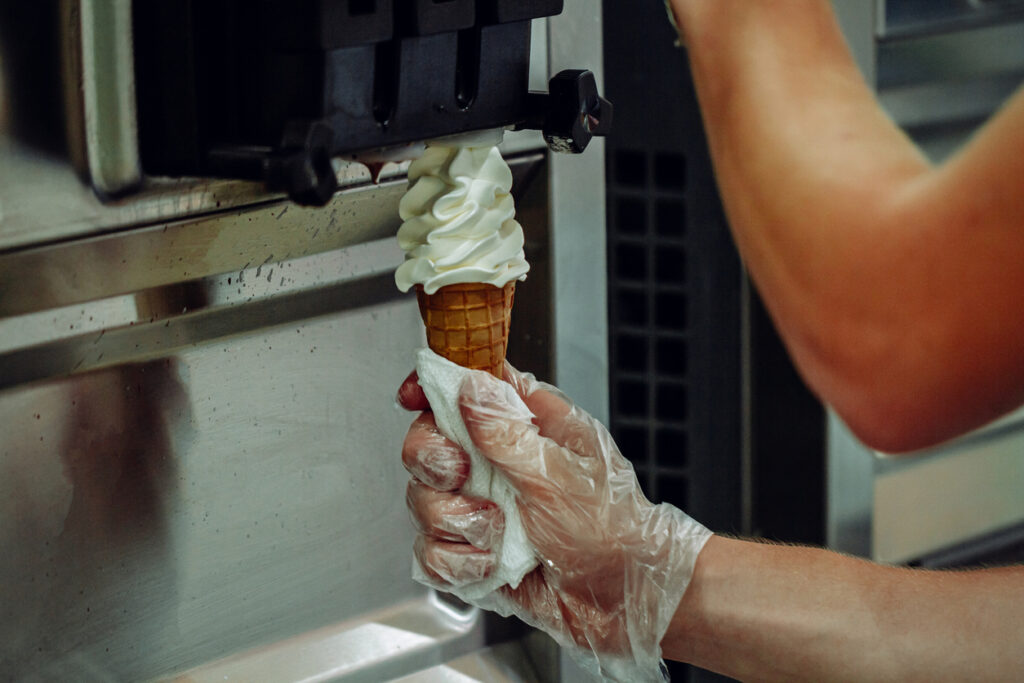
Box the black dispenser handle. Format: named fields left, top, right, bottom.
left=524, top=70, right=614, bottom=154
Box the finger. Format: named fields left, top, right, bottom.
left=459, top=371, right=601, bottom=498
left=402, top=412, right=469, bottom=491
left=501, top=571, right=621, bottom=652
left=500, top=361, right=536, bottom=399
left=502, top=362, right=606, bottom=461
left=414, top=536, right=495, bottom=586
left=406, top=480, right=505, bottom=550
left=397, top=371, right=430, bottom=411
left=525, top=390, right=609, bottom=462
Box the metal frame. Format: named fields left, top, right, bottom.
left=548, top=0, right=609, bottom=426
left=60, top=0, right=142, bottom=197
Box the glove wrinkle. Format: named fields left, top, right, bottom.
left=409, top=351, right=712, bottom=682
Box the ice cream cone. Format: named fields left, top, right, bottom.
left=415, top=282, right=515, bottom=379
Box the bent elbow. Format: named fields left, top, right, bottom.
left=842, top=412, right=932, bottom=455
left=835, top=390, right=970, bottom=455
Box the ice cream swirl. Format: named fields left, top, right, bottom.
left=395, top=143, right=529, bottom=294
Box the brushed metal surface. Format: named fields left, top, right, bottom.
left=389, top=641, right=545, bottom=683
left=0, top=179, right=408, bottom=318
left=546, top=5, right=607, bottom=679
left=0, top=8, right=568, bottom=678
left=0, top=154, right=544, bottom=321
left=163, top=596, right=485, bottom=683
left=0, top=150, right=553, bottom=681
left=0, top=277, right=430, bottom=680
left=0, top=135, right=412, bottom=253
left=872, top=415, right=1024, bottom=563
left=547, top=0, right=609, bottom=426
left=60, top=0, right=142, bottom=196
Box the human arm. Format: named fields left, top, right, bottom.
left=399, top=365, right=711, bottom=680
left=400, top=367, right=1024, bottom=681
left=663, top=535, right=1024, bottom=682
left=666, top=0, right=1024, bottom=452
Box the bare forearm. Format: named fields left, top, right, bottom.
left=666, top=1, right=1024, bottom=451
left=671, top=0, right=929, bottom=274
left=663, top=536, right=1024, bottom=682
left=669, top=1, right=930, bottom=444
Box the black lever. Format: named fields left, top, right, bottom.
left=207, top=120, right=339, bottom=207
left=523, top=70, right=614, bottom=154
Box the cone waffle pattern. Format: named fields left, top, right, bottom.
left=416, top=282, right=515, bottom=378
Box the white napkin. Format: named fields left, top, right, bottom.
left=413, top=349, right=538, bottom=601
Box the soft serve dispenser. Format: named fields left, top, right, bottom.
left=133, top=0, right=612, bottom=204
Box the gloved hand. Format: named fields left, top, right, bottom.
left=398, top=363, right=712, bottom=681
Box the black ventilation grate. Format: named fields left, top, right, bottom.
left=607, top=147, right=694, bottom=509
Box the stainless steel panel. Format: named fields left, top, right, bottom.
left=164, top=596, right=486, bottom=683
left=0, top=154, right=551, bottom=681
left=876, top=22, right=1024, bottom=161
left=169, top=629, right=551, bottom=683
left=0, top=179, right=405, bottom=318
left=826, top=415, right=876, bottom=558
left=547, top=0, right=609, bottom=428
left=0, top=135, right=413, bottom=253
left=872, top=412, right=1024, bottom=563
left=874, top=445, right=1024, bottom=563
left=389, top=641, right=546, bottom=682
left=879, top=0, right=1024, bottom=40
left=61, top=0, right=142, bottom=196
left=1, top=5, right=572, bottom=677
left=0, top=278, right=428, bottom=680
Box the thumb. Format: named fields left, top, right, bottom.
left=459, top=371, right=588, bottom=498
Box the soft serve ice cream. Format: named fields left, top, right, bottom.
left=395, top=137, right=529, bottom=294
left=397, top=135, right=540, bottom=618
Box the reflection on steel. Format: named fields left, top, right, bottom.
left=0, top=179, right=408, bottom=317
left=0, top=361, right=191, bottom=678
left=0, top=151, right=552, bottom=681
left=0, top=274, right=434, bottom=679
left=390, top=640, right=551, bottom=683
left=0, top=137, right=412, bottom=253
left=0, top=154, right=544, bottom=320
left=2, top=1, right=565, bottom=676
left=547, top=0, right=609, bottom=425
left=61, top=0, right=142, bottom=196
left=162, top=599, right=484, bottom=682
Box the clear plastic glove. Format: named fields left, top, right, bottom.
left=398, top=364, right=712, bottom=681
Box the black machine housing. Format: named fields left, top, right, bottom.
left=134, top=0, right=612, bottom=205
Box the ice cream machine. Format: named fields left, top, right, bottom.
left=1, top=1, right=609, bottom=680
left=132, top=0, right=611, bottom=204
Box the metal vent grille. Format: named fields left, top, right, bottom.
left=608, top=149, right=693, bottom=510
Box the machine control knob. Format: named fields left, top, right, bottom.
left=207, top=120, right=339, bottom=207
left=534, top=70, right=614, bottom=154
left=266, top=121, right=339, bottom=207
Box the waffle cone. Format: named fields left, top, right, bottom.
left=415, top=282, right=515, bottom=378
